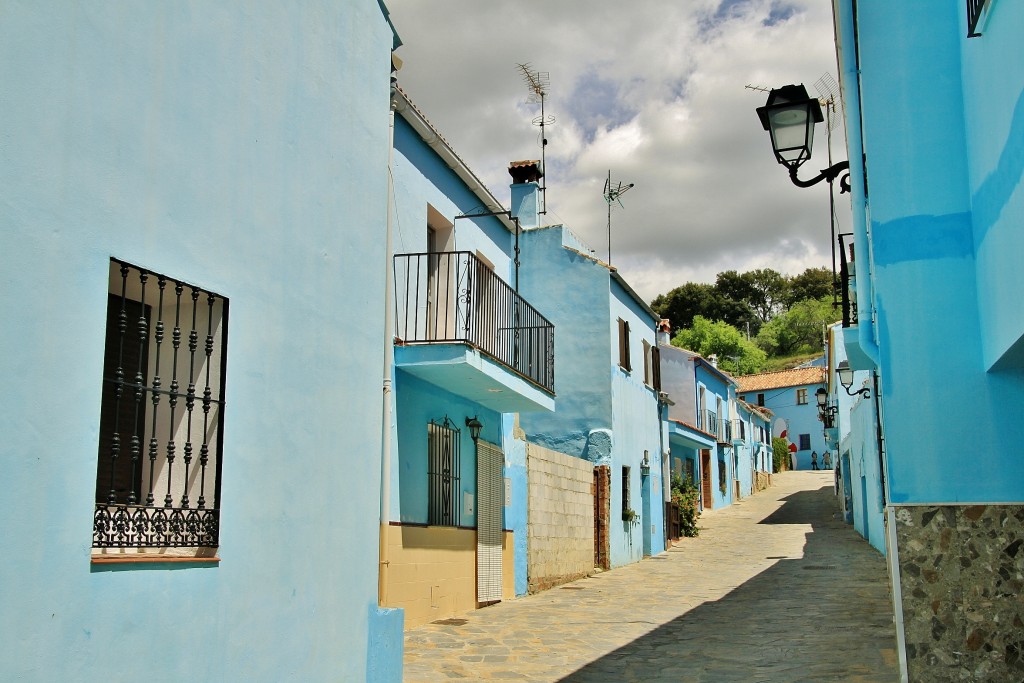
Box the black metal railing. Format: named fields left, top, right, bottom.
left=839, top=234, right=858, bottom=328
left=967, top=0, right=988, bottom=37
left=700, top=409, right=719, bottom=439
left=93, top=259, right=227, bottom=548
left=722, top=419, right=733, bottom=444
left=395, top=252, right=554, bottom=393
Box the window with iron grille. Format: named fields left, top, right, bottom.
left=799, top=433, right=811, bottom=451
left=621, top=465, right=631, bottom=515
left=617, top=318, right=631, bottom=371
left=428, top=417, right=461, bottom=526
left=93, top=259, right=228, bottom=549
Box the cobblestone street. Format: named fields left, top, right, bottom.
left=404, top=471, right=900, bottom=682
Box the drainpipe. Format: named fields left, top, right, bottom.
left=379, top=74, right=397, bottom=607
left=835, top=0, right=881, bottom=369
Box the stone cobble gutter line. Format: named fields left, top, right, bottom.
left=404, top=471, right=900, bottom=682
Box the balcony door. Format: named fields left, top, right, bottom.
left=426, top=209, right=456, bottom=341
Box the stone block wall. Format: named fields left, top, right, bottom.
left=527, top=443, right=595, bottom=592
left=894, top=504, right=1024, bottom=682
left=754, top=471, right=771, bottom=492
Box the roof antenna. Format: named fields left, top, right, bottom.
left=518, top=63, right=553, bottom=215
left=603, top=170, right=634, bottom=265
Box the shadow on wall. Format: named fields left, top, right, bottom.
left=556, top=486, right=897, bottom=681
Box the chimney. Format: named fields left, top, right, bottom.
left=657, top=319, right=672, bottom=346
left=707, top=354, right=719, bottom=368
left=509, top=160, right=543, bottom=230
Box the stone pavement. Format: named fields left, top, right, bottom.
left=403, top=471, right=900, bottom=682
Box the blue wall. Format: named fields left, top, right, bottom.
left=742, top=382, right=825, bottom=471
left=0, top=3, right=397, bottom=680
left=518, top=227, right=614, bottom=456
left=849, top=0, right=1024, bottom=503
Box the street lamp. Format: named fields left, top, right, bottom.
left=465, top=416, right=483, bottom=441
left=837, top=360, right=871, bottom=398
left=756, top=84, right=850, bottom=191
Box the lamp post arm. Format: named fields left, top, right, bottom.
left=789, top=160, right=851, bottom=192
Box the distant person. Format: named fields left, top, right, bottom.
left=823, top=451, right=832, bottom=468
left=811, top=451, right=819, bottom=470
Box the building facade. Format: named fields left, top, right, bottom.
left=831, top=0, right=1024, bottom=678
left=737, top=367, right=827, bottom=471
left=0, top=3, right=403, bottom=680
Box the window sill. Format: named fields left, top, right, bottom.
left=91, top=547, right=219, bottom=565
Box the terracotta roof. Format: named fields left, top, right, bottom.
left=735, top=366, right=825, bottom=392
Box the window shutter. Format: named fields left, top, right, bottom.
left=652, top=346, right=662, bottom=391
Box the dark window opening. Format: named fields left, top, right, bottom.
left=617, top=318, right=631, bottom=371
left=799, top=433, right=811, bottom=451
left=93, top=259, right=228, bottom=549
left=428, top=417, right=461, bottom=526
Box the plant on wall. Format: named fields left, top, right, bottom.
left=670, top=475, right=700, bottom=537
left=622, top=507, right=639, bottom=526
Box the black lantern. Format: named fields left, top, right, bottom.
left=815, top=386, right=828, bottom=408
left=640, top=450, right=651, bottom=476
left=756, top=84, right=850, bottom=190
left=837, top=360, right=870, bottom=398
left=465, top=416, right=483, bottom=441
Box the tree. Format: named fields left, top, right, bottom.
left=652, top=280, right=760, bottom=336
left=787, top=267, right=834, bottom=308
left=755, top=296, right=835, bottom=357
left=671, top=316, right=767, bottom=374
left=745, top=268, right=789, bottom=323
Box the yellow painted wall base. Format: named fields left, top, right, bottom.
left=381, top=524, right=515, bottom=629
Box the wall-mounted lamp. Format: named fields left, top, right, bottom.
left=815, top=387, right=838, bottom=428
left=837, top=360, right=871, bottom=398
left=640, top=450, right=651, bottom=476
left=465, top=416, right=483, bottom=441
left=756, top=84, right=850, bottom=192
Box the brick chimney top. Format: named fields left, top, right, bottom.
left=508, top=160, right=544, bottom=184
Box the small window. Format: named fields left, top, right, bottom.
left=621, top=466, right=631, bottom=515
left=799, top=434, right=811, bottom=450
left=796, top=388, right=808, bottom=405
left=93, top=259, right=228, bottom=550
left=617, top=318, right=631, bottom=371
left=428, top=417, right=461, bottom=526
left=757, top=393, right=765, bottom=406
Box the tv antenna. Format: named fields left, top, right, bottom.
left=814, top=73, right=844, bottom=309
left=603, top=170, right=634, bottom=264
left=518, top=63, right=553, bottom=215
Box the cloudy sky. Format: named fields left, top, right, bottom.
left=386, top=0, right=849, bottom=303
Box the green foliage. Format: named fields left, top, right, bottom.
left=671, top=316, right=767, bottom=374
left=744, top=268, right=789, bottom=323
left=670, top=475, right=700, bottom=537
left=772, top=437, right=789, bottom=473
left=787, top=267, right=835, bottom=308
left=755, top=296, right=835, bottom=357
left=651, top=282, right=759, bottom=336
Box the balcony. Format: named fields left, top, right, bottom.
left=394, top=251, right=554, bottom=413
left=839, top=234, right=858, bottom=329
left=731, top=419, right=746, bottom=443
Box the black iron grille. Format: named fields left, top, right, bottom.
left=428, top=417, right=461, bottom=526
left=93, top=259, right=227, bottom=548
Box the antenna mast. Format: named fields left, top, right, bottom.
left=518, top=63, right=553, bottom=215
left=603, top=170, right=634, bottom=264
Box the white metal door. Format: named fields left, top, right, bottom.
left=476, top=439, right=504, bottom=603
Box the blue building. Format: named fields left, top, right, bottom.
left=823, top=324, right=884, bottom=554
left=827, top=0, right=1024, bottom=677
left=383, top=89, right=555, bottom=628
left=659, top=344, right=741, bottom=510
left=515, top=169, right=666, bottom=569
left=0, top=3, right=402, bottom=681
left=737, top=367, right=826, bottom=471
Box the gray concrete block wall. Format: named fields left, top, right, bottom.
left=527, top=443, right=595, bottom=592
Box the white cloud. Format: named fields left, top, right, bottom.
left=386, top=0, right=849, bottom=302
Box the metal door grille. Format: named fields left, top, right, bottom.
left=428, top=418, right=461, bottom=526
left=476, top=439, right=504, bottom=603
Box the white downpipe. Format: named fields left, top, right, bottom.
left=378, top=78, right=397, bottom=607
left=885, top=506, right=910, bottom=683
